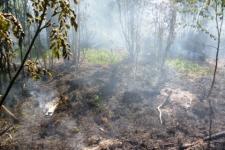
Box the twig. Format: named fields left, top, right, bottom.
left=204, top=131, right=225, bottom=141
left=0, top=4, right=47, bottom=107
left=0, top=95, right=18, bottom=121
left=206, top=2, right=224, bottom=149
left=180, top=140, right=202, bottom=149
left=1, top=105, right=18, bottom=121
left=157, top=91, right=172, bottom=124
left=0, top=125, right=12, bottom=137
left=5, top=133, right=13, bottom=140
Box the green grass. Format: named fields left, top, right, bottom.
left=167, top=58, right=211, bottom=77
left=14, top=48, right=54, bottom=59
left=85, top=49, right=125, bottom=65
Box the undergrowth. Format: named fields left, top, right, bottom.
left=84, top=49, right=125, bottom=65
left=167, top=58, right=211, bottom=77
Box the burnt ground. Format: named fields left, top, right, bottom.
left=1, top=60, right=225, bottom=150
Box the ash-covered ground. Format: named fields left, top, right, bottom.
left=1, top=59, right=225, bottom=150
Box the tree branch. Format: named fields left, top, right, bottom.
left=206, top=1, right=224, bottom=149
left=0, top=4, right=48, bottom=107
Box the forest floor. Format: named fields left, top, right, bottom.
left=1, top=58, right=225, bottom=149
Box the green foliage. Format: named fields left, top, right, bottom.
left=176, top=0, right=225, bottom=41
left=87, top=94, right=105, bottom=113
left=174, top=0, right=198, bottom=5
left=25, top=60, right=52, bottom=80
left=181, top=23, right=217, bottom=40
left=0, top=13, right=24, bottom=73
left=85, top=49, right=125, bottom=65
left=27, top=0, right=78, bottom=60
left=91, top=94, right=108, bottom=113
left=0, top=14, right=10, bottom=32
left=43, top=49, right=62, bottom=59
left=0, top=13, right=24, bottom=44
left=167, top=58, right=211, bottom=76
left=93, top=95, right=102, bottom=107
left=1, top=0, right=78, bottom=80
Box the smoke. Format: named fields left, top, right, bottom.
left=24, top=0, right=225, bottom=61
left=30, top=89, right=58, bottom=116
left=79, top=0, right=123, bottom=49
left=19, top=79, right=59, bottom=120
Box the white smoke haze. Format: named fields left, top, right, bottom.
left=15, top=0, right=225, bottom=58
left=2, top=0, right=225, bottom=149
left=72, top=0, right=225, bottom=59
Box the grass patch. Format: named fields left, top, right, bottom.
left=15, top=49, right=56, bottom=59
left=84, top=49, right=125, bottom=65
left=167, top=58, right=211, bottom=76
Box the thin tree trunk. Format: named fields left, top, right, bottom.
left=75, top=4, right=80, bottom=70
left=0, top=6, right=47, bottom=107
left=207, top=2, right=223, bottom=149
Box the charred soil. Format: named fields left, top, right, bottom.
left=1, top=61, right=225, bottom=150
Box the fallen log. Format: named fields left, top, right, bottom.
left=204, top=131, right=225, bottom=141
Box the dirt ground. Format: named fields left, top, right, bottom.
left=1, top=60, right=225, bottom=150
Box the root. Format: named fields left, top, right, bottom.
left=157, top=91, right=172, bottom=124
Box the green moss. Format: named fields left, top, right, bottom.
left=85, top=49, right=125, bottom=65
left=167, top=58, right=211, bottom=76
